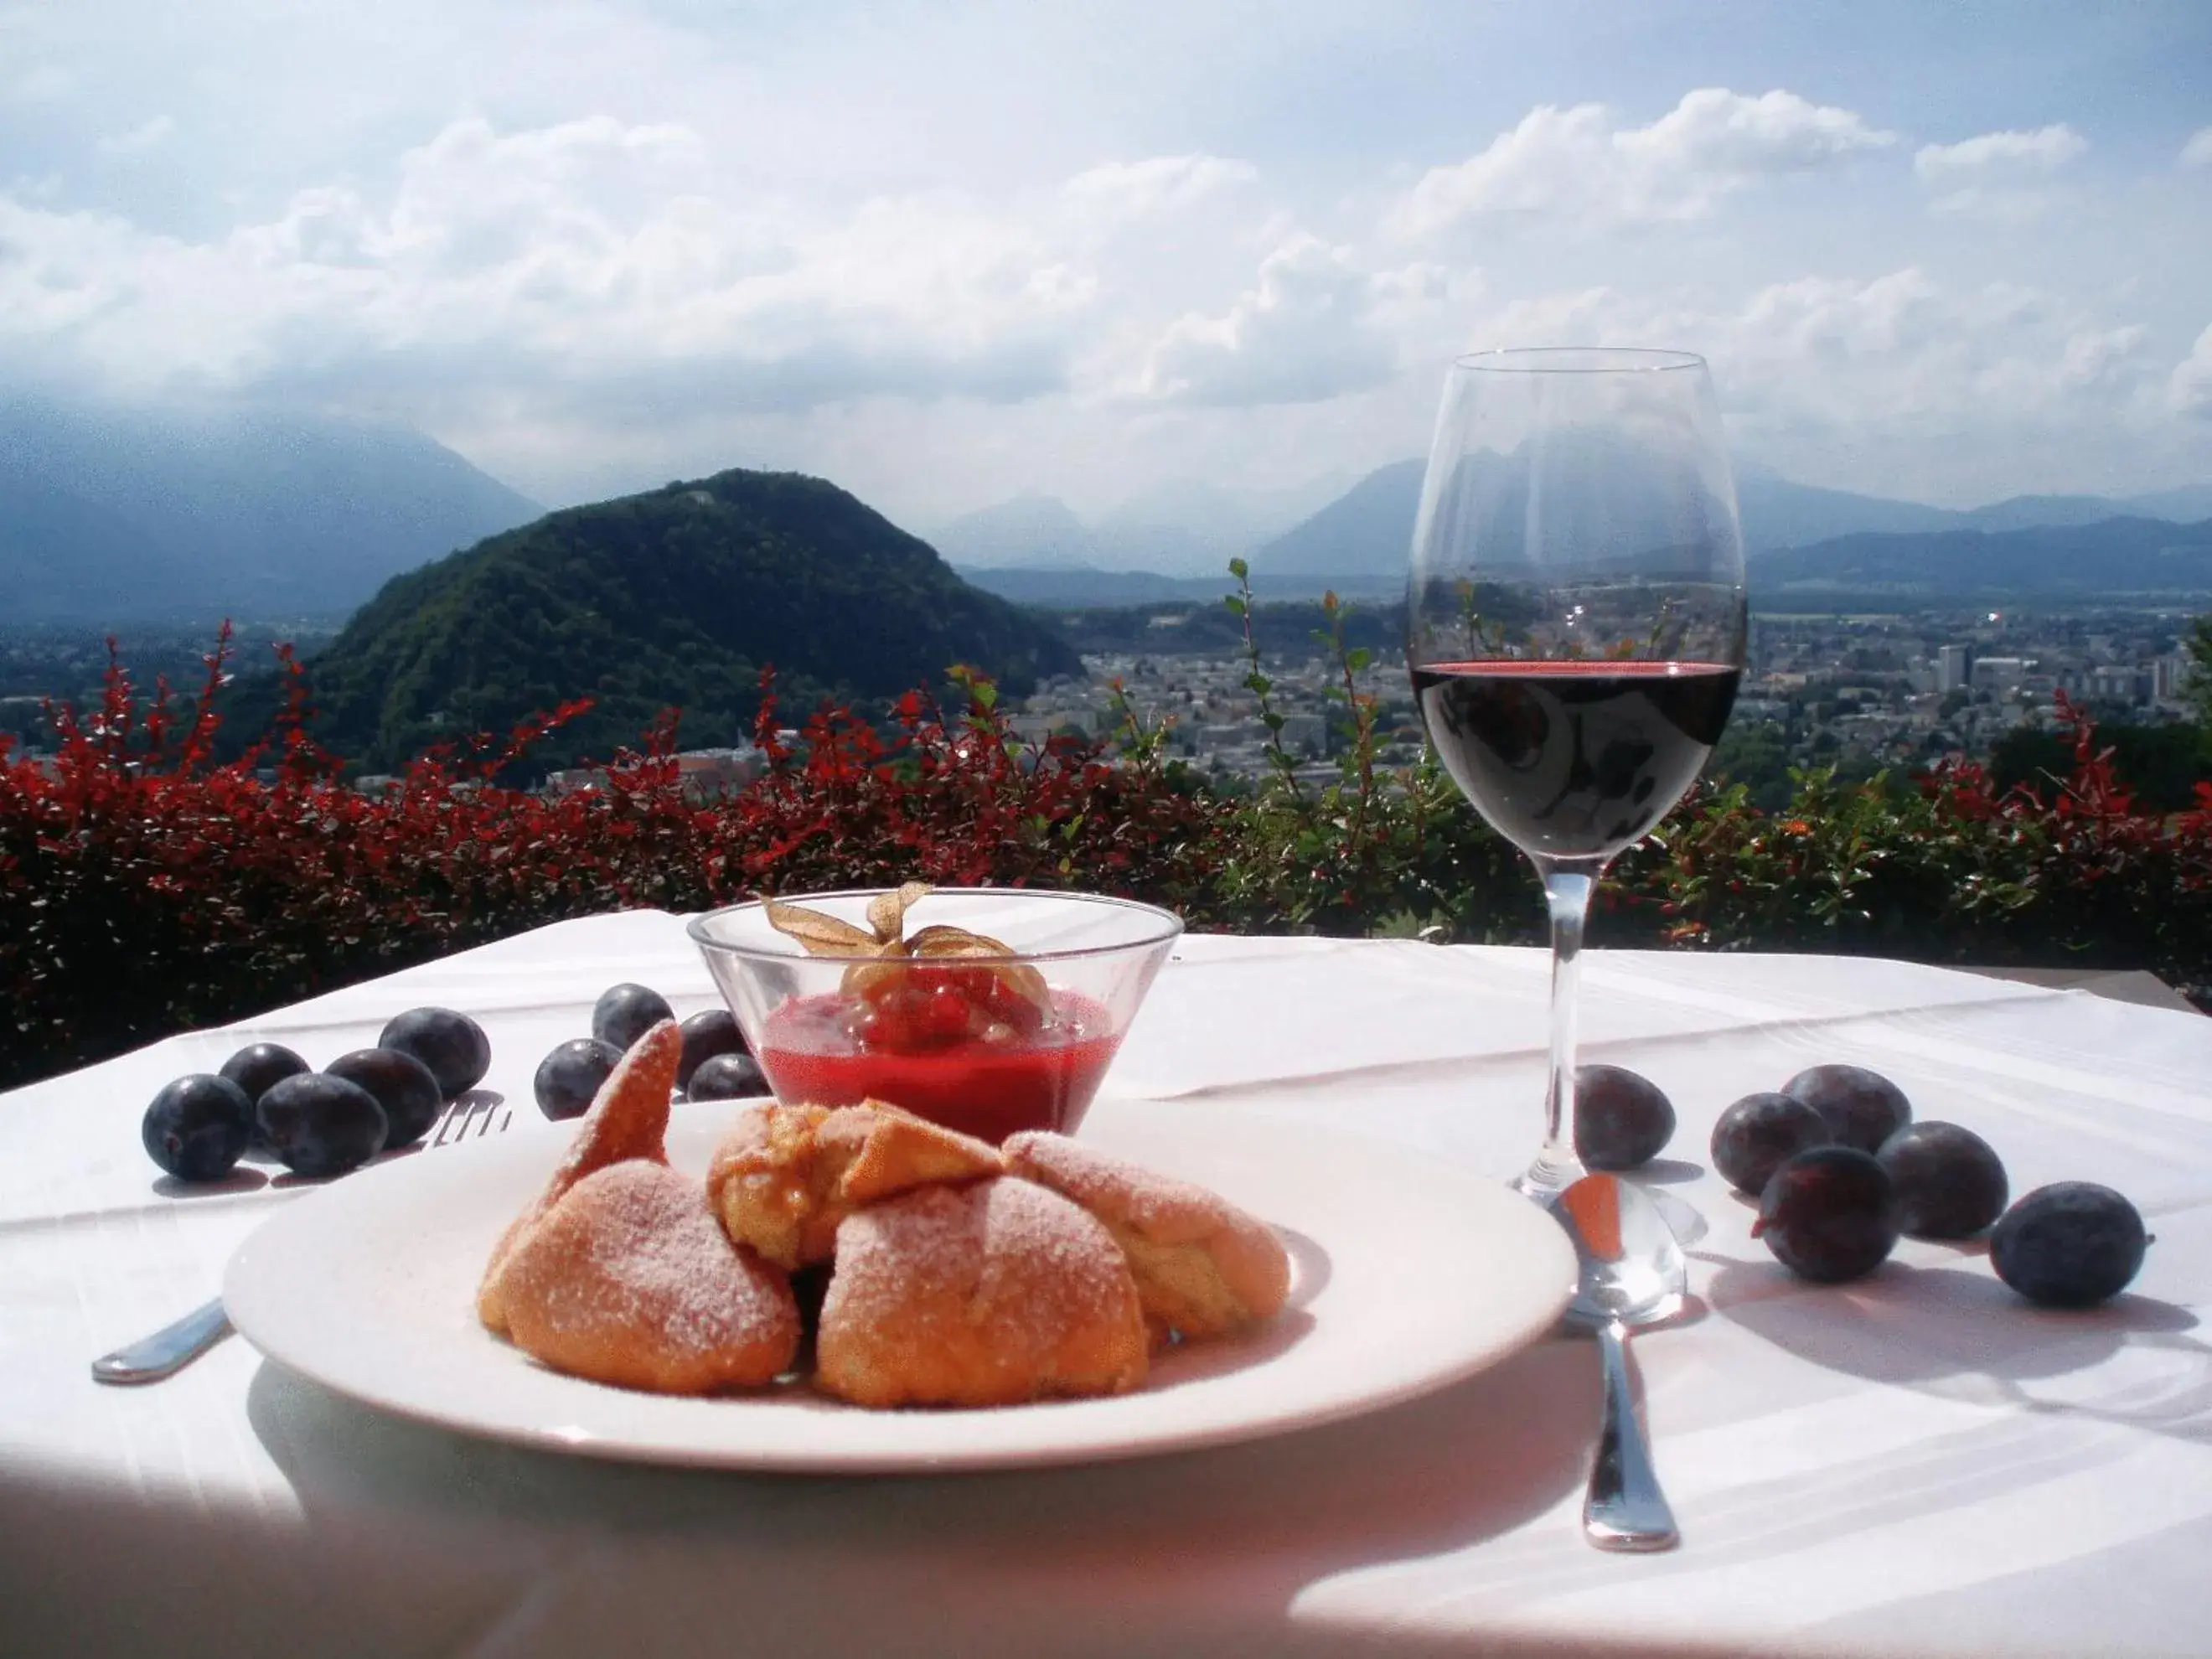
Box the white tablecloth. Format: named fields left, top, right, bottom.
left=3, top=913, right=2208, bottom=1659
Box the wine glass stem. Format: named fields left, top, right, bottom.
left=1519, top=857, right=1602, bottom=1200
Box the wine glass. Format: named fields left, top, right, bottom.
left=1408, top=348, right=1747, bottom=1199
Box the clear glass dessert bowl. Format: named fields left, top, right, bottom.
left=688, top=886, right=1183, bottom=1143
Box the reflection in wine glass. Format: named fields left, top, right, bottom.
left=1408, top=349, right=1747, bottom=1198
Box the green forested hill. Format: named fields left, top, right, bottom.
left=287, top=469, right=1083, bottom=770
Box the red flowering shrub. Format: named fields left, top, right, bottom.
left=0, top=639, right=1228, bottom=1093
left=3, top=636, right=2207, bottom=1099
left=1619, top=693, right=2212, bottom=995
left=719, top=666, right=1230, bottom=905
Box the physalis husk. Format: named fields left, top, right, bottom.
left=763, top=886, right=1050, bottom=1016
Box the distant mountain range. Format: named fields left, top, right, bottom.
left=0, top=396, right=541, bottom=622
left=931, top=477, right=1335, bottom=578
left=1243, top=460, right=1429, bottom=581
left=271, top=468, right=1081, bottom=771
left=963, top=514, right=2212, bottom=612
left=1754, top=516, right=2212, bottom=602
left=931, top=496, right=1101, bottom=571
left=10, top=388, right=2211, bottom=648
left=940, top=458, right=2212, bottom=606
left=1241, top=457, right=2212, bottom=583
left=954, top=567, right=1236, bottom=607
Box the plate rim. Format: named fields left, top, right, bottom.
left=224, top=1099, right=1577, bottom=1474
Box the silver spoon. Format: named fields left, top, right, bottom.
left=1552, top=1173, right=1687, bottom=1552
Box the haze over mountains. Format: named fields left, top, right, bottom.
left=944, top=457, right=2212, bottom=605
left=929, top=477, right=1338, bottom=578
left=8, top=391, right=2212, bottom=636
left=1754, top=517, right=2212, bottom=602
left=1239, top=459, right=2212, bottom=582
left=0, top=397, right=541, bottom=623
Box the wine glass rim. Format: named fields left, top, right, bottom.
left=1451, top=347, right=1707, bottom=375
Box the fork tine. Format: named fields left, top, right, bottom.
left=429, top=1095, right=470, bottom=1147
left=420, top=1091, right=513, bottom=1148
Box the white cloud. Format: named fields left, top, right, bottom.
left=4, top=65, right=75, bottom=105
left=96, top=115, right=174, bottom=155
left=1134, top=235, right=1398, bottom=407
left=1914, top=124, right=2085, bottom=222
left=2173, top=324, right=2212, bottom=419
left=0, top=116, right=1134, bottom=416
left=1423, top=267, right=2159, bottom=443
left=2060, top=324, right=2149, bottom=390
left=1394, top=87, right=1894, bottom=236
left=0, top=119, right=1308, bottom=430
left=1626, top=87, right=1894, bottom=174
left=2182, top=127, right=2212, bottom=168
left=1525, top=270, right=2194, bottom=502
left=1924, top=186, right=2059, bottom=225
left=1, top=31, right=2205, bottom=519
left=1058, top=155, right=1257, bottom=227
left=1914, top=123, right=2087, bottom=183
left=1707, top=271, right=2153, bottom=422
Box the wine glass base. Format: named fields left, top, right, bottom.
left=1510, top=1155, right=1585, bottom=1205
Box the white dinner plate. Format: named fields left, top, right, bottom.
left=224, top=1098, right=1576, bottom=1473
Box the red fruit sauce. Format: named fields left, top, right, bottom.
left=755, top=990, right=1123, bottom=1145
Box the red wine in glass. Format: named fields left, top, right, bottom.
left=1412, top=660, right=1739, bottom=861
left=1408, top=347, right=1748, bottom=1199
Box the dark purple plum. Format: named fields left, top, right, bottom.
left=592, top=986, right=676, bottom=1052
left=1754, top=1147, right=1900, bottom=1283
left=1573, top=1064, right=1675, bottom=1171
left=535, top=1037, right=624, bottom=1121
left=1877, top=1121, right=2008, bottom=1239
left=677, top=1008, right=749, bottom=1089
left=378, top=1006, right=490, bottom=1100
left=685, top=1051, right=768, bottom=1102
left=592, top=983, right=675, bottom=1053
left=1782, top=1063, right=1911, bottom=1154
left=220, top=1042, right=311, bottom=1104
left=220, top=1041, right=311, bottom=1151
left=142, top=1074, right=255, bottom=1181
left=325, top=1047, right=445, bottom=1149
left=256, top=1073, right=388, bottom=1178
left=1991, top=1182, right=2148, bottom=1308
left=1712, top=1092, right=1833, bottom=1196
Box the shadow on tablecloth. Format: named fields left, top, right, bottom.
left=1704, top=1256, right=2212, bottom=1444
left=225, top=1337, right=1595, bottom=1657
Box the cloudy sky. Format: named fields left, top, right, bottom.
left=5, top=0, right=2210, bottom=525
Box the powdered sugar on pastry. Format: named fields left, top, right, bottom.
left=1004, top=1129, right=1291, bottom=1341
left=477, top=1018, right=680, bottom=1332
left=494, top=1160, right=799, bottom=1394
left=816, top=1176, right=1146, bottom=1408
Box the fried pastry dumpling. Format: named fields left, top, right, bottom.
left=494, top=1160, right=800, bottom=1393
left=815, top=1176, right=1146, bottom=1408
left=478, top=1018, right=679, bottom=1333
left=1004, top=1130, right=1290, bottom=1343
left=706, top=1098, right=1003, bottom=1271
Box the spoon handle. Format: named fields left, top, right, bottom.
left=1584, top=1320, right=1679, bottom=1551
left=91, top=1298, right=232, bottom=1386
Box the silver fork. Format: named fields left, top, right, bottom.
left=90, top=1093, right=514, bottom=1385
